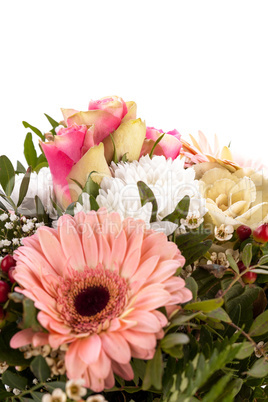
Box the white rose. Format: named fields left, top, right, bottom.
left=195, top=162, right=268, bottom=230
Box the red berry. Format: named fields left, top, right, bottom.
left=8, top=266, right=16, bottom=284
left=238, top=261, right=246, bottom=272
left=0, top=280, right=10, bottom=303
left=253, top=223, right=268, bottom=244
left=242, top=271, right=257, bottom=284
left=1, top=255, right=16, bottom=273
left=236, top=225, right=252, bottom=241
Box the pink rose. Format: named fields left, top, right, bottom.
left=141, top=127, right=182, bottom=159
left=41, top=96, right=146, bottom=208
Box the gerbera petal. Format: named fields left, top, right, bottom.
left=37, top=227, right=66, bottom=275
left=111, top=361, right=134, bottom=381
left=65, top=340, right=88, bottom=378
left=10, top=328, right=35, bottom=348
left=59, top=215, right=86, bottom=270
left=101, top=332, right=131, bottom=364
left=77, top=335, right=102, bottom=365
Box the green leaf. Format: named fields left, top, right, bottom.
left=33, top=161, right=49, bottom=174
left=163, top=195, right=190, bottom=224
left=17, top=167, right=32, bottom=207
left=45, top=382, right=66, bottom=392
left=185, top=277, right=198, bottom=301
left=44, top=113, right=59, bottom=130
left=234, top=342, right=254, bottom=359
left=35, top=195, right=49, bottom=224
left=110, top=134, right=118, bottom=163
left=217, top=378, right=243, bottom=401
left=161, top=333, right=189, bottom=349
left=24, top=132, right=38, bottom=168
left=0, top=323, right=30, bottom=366
left=185, top=298, right=223, bottom=312
left=22, top=121, right=45, bottom=141
left=226, top=253, right=239, bottom=274
left=90, top=195, right=100, bottom=211
left=65, top=202, right=76, bottom=216
left=2, top=370, right=28, bottom=390
left=30, top=355, right=51, bottom=382
left=205, top=307, right=231, bottom=323
left=202, top=374, right=232, bottom=402
left=249, top=310, right=268, bottom=336
left=83, top=172, right=100, bottom=199
left=19, top=299, right=41, bottom=332
left=0, top=390, right=13, bottom=399
left=170, top=312, right=199, bottom=327
left=182, top=240, right=213, bottom=267
left=258, top=254, right=268, bottom=265
left=142, top=347, right=163, bottom=391
left=246, top=357, right=268, bottom=378
left=31, top=392, right=45, bottom=402
left=250, top=268, right=268, bottom=274
left=0, top=155, right=15, bottom=196
left=242, top=243, right=253, bottom=268
left=0, top=201, right=8, bottom=212
left=149, top=132, right=165, bottom=158
left=121, top=152, right=128, bottom=162
left=137, top=181, right=158, bottom=223
left=16, top=160, right=27, bottom=174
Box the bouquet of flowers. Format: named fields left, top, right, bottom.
left=0, top=96, right=268, bottom=402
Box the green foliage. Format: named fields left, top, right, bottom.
left=35, top=195, right=49, bottom=224
left=17, top=166, right=32, bottom=207
left=149, top=133, right=165, bottom=158
left=2, top=370, right=28, bottom=390
left=30, top=355, right=51, bottom=382
left=0, top=323, right=30, bottom=366
left=137, top=181, right=158, bottom=223
left=0, top=155, right=15, bottom=196
left=249, top=310, right=268, bottom=337
left=22, top=121, right=45, bottom=141
left=162, top=195, right=190, bottom=225
left=24, top=132, right=38, bottom=168
left=175, top=226, right=212, bottom=266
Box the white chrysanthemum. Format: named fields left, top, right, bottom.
left=1, top=168, right=56, bottom=219
left=76, top=155, right=206, bottom=234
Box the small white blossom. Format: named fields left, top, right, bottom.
left=181, top=211, right=204, bottom=230
left=0, top=213, right=9, bottom=221
left=0, top=362, right=8, bottom=374
left=66, top=378, right=87, bottom=400
left=2, top=239, right=11, bottom=246
left=86, top=395, right=108, bottom=402
left=13, top=388, right=21, bottom=395
left=12, top=238, right=20, bottom=245
left=35, top=222, right=45, bottom=229
left=22, top=224, right=30, bottom=233
left=26, top=220, right=35, bottom=230
left=10, top=214, right=19, bottom=222
left=214, top=224, right=234, bottom=241
left=5, top=222, right=14, bottom=230
left=42, top=388, right=67, bottom=402
left=254, top=341, right=266, bottom=358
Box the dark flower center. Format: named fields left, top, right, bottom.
left=74, top=286, right=110, bottom=317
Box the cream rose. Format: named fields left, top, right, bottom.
left=194, top=162, right=268, bottom=230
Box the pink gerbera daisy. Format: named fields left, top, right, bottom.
left=10, top=208, right=191, bottom=391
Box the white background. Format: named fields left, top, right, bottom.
left=1, top=0, right=268, bottom=167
